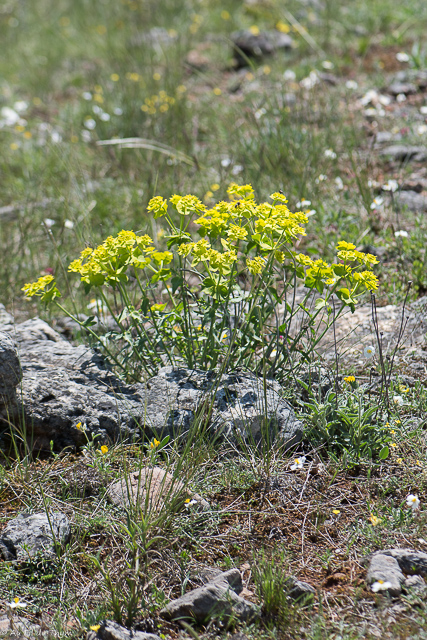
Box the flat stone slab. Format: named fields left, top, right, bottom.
left=107, top=466, right=209, bottom=512
left=366, top=553, right=405, bottom=596
left=373, top=548, right=427, bottom=576
left=144, top=366, right=302, bottom=446
left=87, top=620, right=160, bottom=640
left=379, top=145, right=427, bottom=162
left=160, top=569, right=259, bottom=623
left=0, top=511, right=70, bottom=562
left=0, top=316, right=302, bottom=453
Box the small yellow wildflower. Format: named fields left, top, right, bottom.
left=76, top=422, right=82, bottom=430
left=395, top=420, right=401, bottom=425
left=249, top=25, right=260, bottom=35
left=213, top=87, right=222, bottom=96
left=391, top=443, right=397, bottom=448
left=390, top=430, right=395, bottom=435
left=211, top=183, right=220, bottom=191
left=344, top=375, right=355, bottom=384
left=23, top=131, right=32, bottom=139
left=110, top=73, right=120, bottom=82
left=96, top=25, right=107, bottom=35
left=90, top=625, right=101, bottom=632
left=332, top=509, right=340, bottom=515
left=263, top=65, right=271, bottom=75
left=416, top=460, right=423, bottom=467
left=221, top=10, right=230, bottom=20
left=10, top=143, right=19, bottom=150
left=100, top=445, right=108, bottom=455
left=185, top=498, right=190, bottom=504
left=153, top=72, right=161, bottom=81
left=369, top=514, right=381, bottom=526
left=276, top=21, right=290, bottom=33
left=396, top=458, right=403, bottom=464
left=150, top=439, right=160, bottom=449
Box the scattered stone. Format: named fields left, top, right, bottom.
left=86, top=620, right=160, bottom=640
left=0, top=511, right=70, bottom=562
left=404, top=575, right=426, bottom=591
left=366, top=553, right=405, bottom=596
left=145, top=366, right=302, bottom=446
left=0, top=332, right=22, bottom=403
left=284, top=576, right=316, bottom=601
left=231, top=30, right=293, bottom=67
left=1, top=317, right=149, bottom=452
left=107, top=466, right=209, bottom=512
left=0, top=303, right=14, bottom=332
left=160, top=569, right=259, bottom=623
left=387, top=82, right=417, bottom=96
left=1, top=317, right=302, bottom=453
left=375, top=131, right=402, bottom=145
left=379, top=145, right=427, bottom=163
left=374, top=548, right=427, bottom=577
left=0, top=614, right=46, bottom=639
left=395, top=190, right=427, bottom=212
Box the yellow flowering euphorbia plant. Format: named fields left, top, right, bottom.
left=23, top=184, right=379, bottom=381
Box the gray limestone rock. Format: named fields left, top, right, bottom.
left=0, top=332, right=22, bottom=401
left=379, top=145, right=427, bottom=163
left=387, top=82, right=418, bottom=96
left=1, top=317, right=148, bottom=452
left=107, top=466, right=210, bottom=513
left=160, top=570, right=259, bottom=623
left=374, top=548, right=427, bottom=577
left=87, top=620, right=160, bottom=640
left=395, top=190, right=427, bottom=212
left=366, top=553, right=405, bottom=596
left=0, top=511, right=70, bottom=562
left=1, top=316, right=302, bottom=453
left=404, top=574, right=426, bottom=591
left=0, top=613, right=47, bottom=639
left=144, top=366, right=302, bottom=446
left=232, top=30, right=293, bottom=66
left=284, top=576, right=316, bottom=601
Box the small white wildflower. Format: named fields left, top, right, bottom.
left=378, top=95, right=391, bottom=106
left=0, top=106, right=21, bottom=126
left=306, top=209, right=317, bottom=217
left=360, top=90, right=378, bottom=106
left=406, top=494, right=420, bottom=510
left=13, top=101, right=28, bottom=113
left=283, top=69, right=296, bottom=81
left=81, top=130, right=91, bottom=142
left=51, top=130, right=62, bottom=144
left=184, top=499, right=198, bottom=508
left=324, top=149, right=337, bottom=159
left=393, top=395, right=404, bottom=406
left=335, top=176, right=344, bottom=190
left=345, top=80, right=358, bottom=90
left=100, top=112, right=111, bottom=121
left=231, top=164, right=243, bottom=175
left=221, top=157, right=232, bottom=168
left=296, top=199, right=311, bottom=208
left=396, top=52, right=410, bottom=62
left=315, top=174, right=327, bottom=183
left=394, top=230, right=408, bottom=238
left=364, top=345, right=376, bottom=358
left=82, top=92, right=92, bottom=100
left=8, top=597, right=27, bottom=609
left=371, top=580, right=393, bottom=593
left=64, top=219, right=74, bottom=229
left=43, top=218, right=55, bottom=228
left=322, top=60, right=334, bottom=70
left=290, top=456, right=306, bottom=470
left=92, top=105, right=103, bottom=115
left=382, top=179, right=398, bottom=192
left=300, top=71, right=318, bottom=89
left=113, top=107, right=123, bottom=116
left=370, top=196, right=384, bottom=210
left=420, top=106, right=427, bottom=115
left=396, top=93, right=407, bottom=103
left=255, top=108, right=267, bottom=120
left=417, top=124, right=427, bottom=136
left=84, top=118, right=96, bottom=130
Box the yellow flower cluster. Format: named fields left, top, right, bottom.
left=68, top=230, right=172, bottom=287
left=141, top=90, right=176, bottom=115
